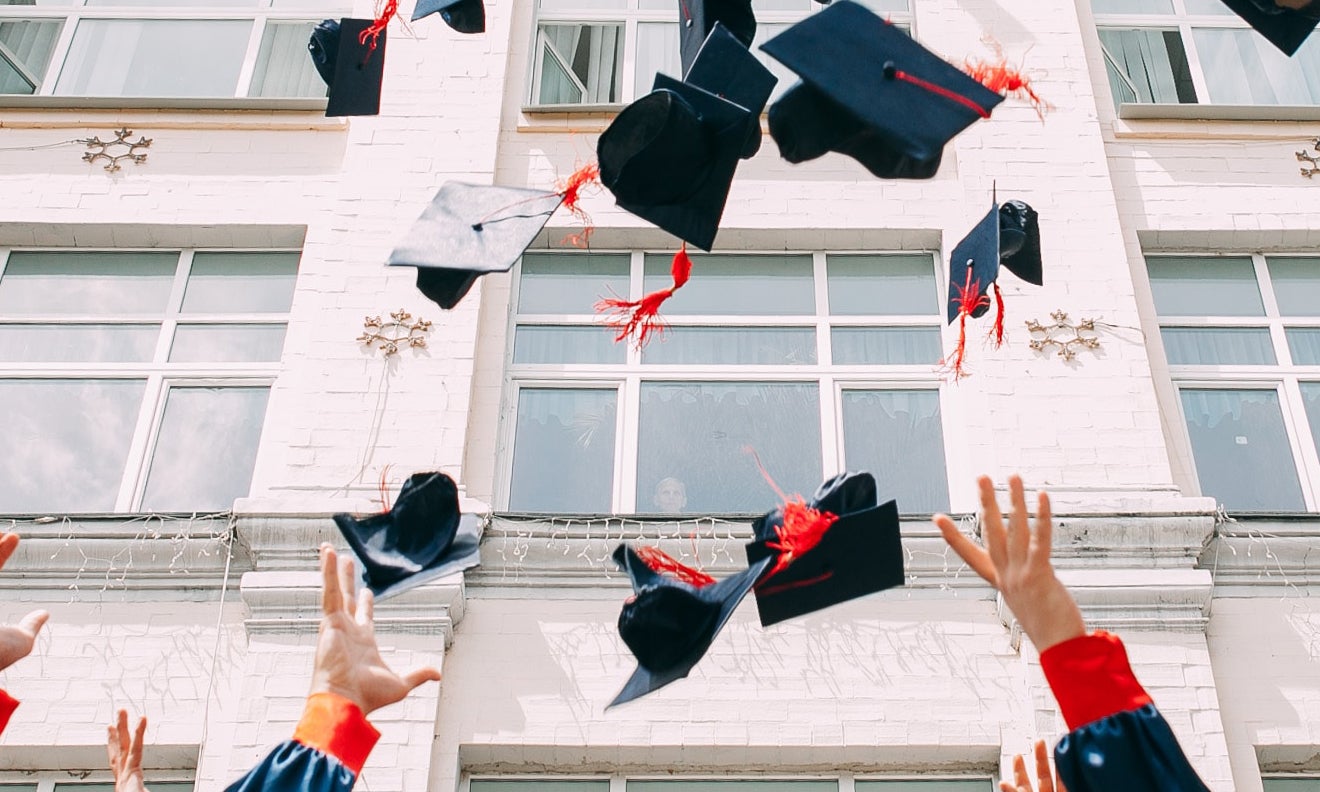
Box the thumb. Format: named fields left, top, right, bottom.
left=401, top=667, right=442, bottom=692
left=19, top=610, right=48, bottom=640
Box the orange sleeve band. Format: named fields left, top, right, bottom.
left=0, top=689, right=18, bottom=736
left=291, top=692, right=381, bottom=776
left=1040, top=630, right=1154, bottom=732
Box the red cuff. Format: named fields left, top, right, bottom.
left=1040, top=630, right=1154, bottom=732
left=291, top=693, right=381, bottom=776
left=0, top=690, right=16, bottom=737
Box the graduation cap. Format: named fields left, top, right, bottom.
left=684, top=23, right=778, bottom=159
left=1219, top=0, right=1320, bottom=57
left=760, top=1, right=1003, bottom=178
left=677, top=0, right=757, bottom=78
left=412, top=0, right=486, bottom=34
left=308, top=18, right=387, bottom=117
left=744, top=472, right=904, bottom=627
left=332, top=472, right=483, bottom=600
left=609, top=544, right=771, bottom=707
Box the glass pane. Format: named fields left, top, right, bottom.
left=55, top=19, right=251, bottom=97
left=1146, top=256, right=1264, bottom=316
left=473, top=784, right=609, bottom=792
left=831, top=327, right=941, bottom=365
left=1289, top=329, right=1320, bottom=365
left=0, top=786, right=38, bottom=792
left=1091, top=0, right=1172, bottom=11
left=535, top=24, right=622, bottom=105
left=855, top=783, right=992, bottom=792
left=827, top=254, right=938, bottom=315
left=249, top=20, right=325, bottom=98
left=509, top=388, right=617, bottom=512
left=140, top=386, right=270, bottom=512
left=513, top=326, right=625, bottom=364
left=1179, top=388, right=1305, bottom=511
left=519, top=253, right=630, bottom=314
left=848, top=0, right=908, bottom=11
left=0, top=378, right=145, bottom=512
left=0, top=19, right=62, bottom=95
left=643, top=253, right=814, bottom=315
left=1262, top=782, right=1320, bottom=792
left=1181, top=0, right=1233, bottom=12
left=537, top=0, right=625, bottom=11
left=636, top=21, right=680, bottom=95
left=641, top=327, right=817, bottom=365
left=841, top=389, right=949, bottom=514
left=271, top=0, right=354, bottom=7
left=1097, top=28, right=1196, bottom=104
left=86, top=0, right=257, bottom=5
left=0, top=323, right=159, bottom=362
left=629, top=783, right=837, bottom=792
left=169, top=324, right=287, bottom=362
left=1269, top=257, right=1320, bottom=316
left=1160, top=327, right=1276, bottom=365
left=182, top=252, right=299, bottom=314
left=636, top=382, right=821, bottom=513
left=0, top=251, right=177, bottom=315
left=1193, top=27, right=1320, bottom=105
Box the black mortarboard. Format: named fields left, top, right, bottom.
left=333, top=472, right=483, bottom=600
left=999, top=199, right=1042, bottom=286
left=412, top=0, right=485, bottom=34
left=309, top=18, right=387, bottom=117
left=946, top=199, right=1042, bottom=323
left=761, top=1, right=1002, bottom=176
left=1219, top=0, right=1320, bottom=56
left=387, top=182, right=564, bottom=309
left=745, top=472, right=904, bottom=627
left=678, top=0, right=756, bottom=78
left=684, top=23, right=778, bottom=159
left=609, top=545, right=771, bottom=707
left=597, top=73, right=751, bottom=251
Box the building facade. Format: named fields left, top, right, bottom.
left=1, top=0, right=1320, bottom=789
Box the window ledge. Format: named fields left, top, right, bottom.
left=1118, top=102, right=1320, bottom=123
left=521, top=103, right=626, bottom=115
left=0, top=95, right=329, bottom=112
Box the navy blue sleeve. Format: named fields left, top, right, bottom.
left=1054, top=703, right=1212, bottom=792
left=222, top=740, right=358, bottom=792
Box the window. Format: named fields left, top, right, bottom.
left=1148, top=254, right=1320, bottom=512
left=1262, top=779, right=1320, bottom=791
left=1091, top=0, right=1320, bottom=108
left=0, top=0, right=351, bottom=99
left=527, top=0, right=911, bottom=107
left=0, top=248, right=298, bottom=514
left=469, top=778, right=994, bottom=791
left=0, top=778, right=193, bottom=791
left=501, top=250, right=950, bottom=515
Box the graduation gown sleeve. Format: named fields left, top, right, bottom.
left=1040, top=631, right=1211, bottom=792
left=0, top=689, right=17, bottom=736
left=224, top=693, right=381, bottom=792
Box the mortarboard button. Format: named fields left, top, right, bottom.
left=311, top=17, right=388, bottom=117
left=761, top=1, right=1003, bottom=174
left=684, top=23, right=778, bottom=159
left=387, top=182, right=566, bottom=309
left=678, top=0, right=757, bottom=78
left=412, top=0, right=486, bottom=34
left=1219, top=0, right=1320, bottom=56
left=333, top=472, right=483, bottom=600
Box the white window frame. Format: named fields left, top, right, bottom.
left=0, top=773, right=195, bottom=790
left=525, top=0, right=914, bottom=110
left=497, top=248, right=951, bottom=515
left=464, top=773, right=997, bottom=791
left=0, top=0, right=350, bottom=103
left=0, top=246, right=295, bottom=514
left=1151, top=251, right=1320, bottom=512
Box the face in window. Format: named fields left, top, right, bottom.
left=653, top=477, right=688, bottom=513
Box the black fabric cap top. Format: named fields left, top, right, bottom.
left=387, top=182, right=564, bottom=310
left=308, top=19, right=340, bottom=86
left=761, top=1, right=1003, bottom=165
left=946, top=203, right=1001, bottom=324
left=678, top=0, right=757, bottom=78
left=745, top=472, right=904, bottom=627
left=684, top=23, right=778, bottom=159
left=1219, top=0, right=1320, bottom=56
left=999, top=199, right=1042, bottom=286
left=332, top=472, right=484, bottom=600
left=319, top=17, right=387, bottom=117
left=412, top=0, right=486, bottom=34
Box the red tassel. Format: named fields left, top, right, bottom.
left=556, top=162, right=601, bottom=248
left=989, top=282, right=1005, bottom=348
left=963, top=58, right=1051, bottom=119
left=595, top=244, right=691, bottom=348
left=634, top=545, right=715, bottom=588
left=358, top=0, right=398, bottom=55
left=744, top=448, right=838, bottom=579
left=939, top=266, right=989, bottom=381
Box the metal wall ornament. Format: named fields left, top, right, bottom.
left=80, top=128, right=151, bottom=173
left=1298, top=139, right=1320, bottom=179
left=1026, top=310, right=1100, bottom=361
left=358, top=309, right=432, bottom=355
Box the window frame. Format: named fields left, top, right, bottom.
left=464, top=773, right=998, bottom=792
left=1150, top=251, right=1320, bottom=513
left=0, top=773, right=195, bottom=791
left=497, top=248, right=951, bottom=515
left=0, top=246, right=295, bottom=514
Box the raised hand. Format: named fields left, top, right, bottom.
left=308, top=544, right=442, bottom=715
left=0, top=533, right=49, bottom=672
left=107, top=710, right=149, bottom=792
left=1001, top=740, right=1065, bottom=792
left=934, top=475, right=1086, bottom=653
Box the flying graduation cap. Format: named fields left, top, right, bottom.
left=609, top=544, right=771, bottom=707
left=332, top=471, right=483, bottom=600
left=944, top=197, right=1043, bottom=379
left=677, top=0, right=756, bottom=78
left=760, top=1, right=1004, bottom=179
left=309, top=18, right=388, bottom=117
left=1219, top=0, right=1320, bottom=56
left=412, top=0, right=486, bottom=33
left=744, top=471, right=904, bottom=627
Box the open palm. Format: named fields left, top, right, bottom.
left=0, top=533, right=49, bottom=672
left=1001, top=740, right=1065, bottom=792
left=107, top=710, right=149, bottom=792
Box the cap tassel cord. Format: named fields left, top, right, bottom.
left=557, top=162, right=602, bottom=247
left=596, top=244, right=691, bottom=348
left=941, top=265, right=990, bottom=381
left=634, top=545, right=715, bottom=587
left=963, top=58, right=1051, bottom=119
left=989, top=282, right=1006, bottom=348
left=359, top=0, right=398, bottom=55
left=744, top=448, right=839, bottom=580
left=889, top=67, right=991, bottom=119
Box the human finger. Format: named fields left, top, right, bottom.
left=1029, top=492, right=1054, bottom=570
left=1033, top=739, right=1055, bottom=792
left=131, top=715, right=147, bottom=768
left=356, top=588, right=374, bottom=629
left=402, top=666, right=443, bottom=692
left=106, top=724, right=120, bottom=771
left=1013, top=753, right=1030, bottom=790
left=19, top=610, right=49, bottom=640
left=0, top=533, right=18, bottom=571
left=338, top=555, right=357, bottom=618
left=934, top=514, right=1000, bottom=587
left=117, top=709, right=130, bottom=761
left=978, top=476, right=1010, bottom=574
left=1007, top=475, right=1030, bottom=567
left=320, top=544, right=342, bottom=616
